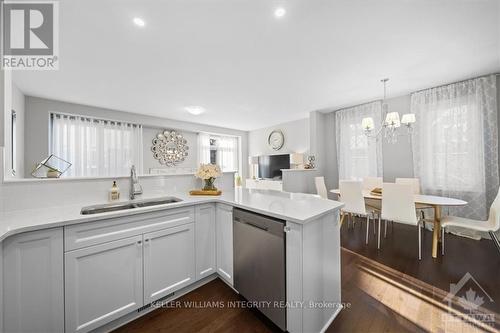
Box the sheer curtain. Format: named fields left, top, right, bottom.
left=216, top=135, right=239, bottom=172
left=197, top=132, right=211, bottom=165
left=51, top=113, right=143, bottom=177
left=411, top=75, right=498, bottom=220
left=335, top=101, right=383, bottom=180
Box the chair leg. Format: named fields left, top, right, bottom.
left=418, top=222, right=422, bottom=260
left=373, top=215, right=377, bottom=235
left=339, top=213, right=346, bottom=228
left=420, top=210, right=426, bottom=229
left=365, top=216, right=370, bottom=244
left=384, top=220, right=387, bottom=238
left=442, top=226, right=445, bottom=256
left=489, top=231, right=500, bottom=255
left=377, top=216, right=381, bottom=249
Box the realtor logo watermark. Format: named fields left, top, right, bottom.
left=442, top=272, right=495, bottom=328
left=1, top=1, right=59, bottom=70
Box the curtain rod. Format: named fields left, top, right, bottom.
left=50, top=111, right=141, bottom=127
left=413, top=73, right=500, bottom=94
left=333, top=99, right=382, bottom=113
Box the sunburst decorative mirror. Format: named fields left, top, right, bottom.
left=151, top=130, right=189, bottom=166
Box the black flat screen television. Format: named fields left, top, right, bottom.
left=258, top=154, right=290, bottom=180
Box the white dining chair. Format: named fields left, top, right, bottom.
left=395, top=178, right=432, bottom=227
left=315, top=177, right=328, bottom=199
left=380, top=183, right=424, bottom=260
left=441, top=189, right=500, bottom=256
left=340, top=180, right=378, bottom=244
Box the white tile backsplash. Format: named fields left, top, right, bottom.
left=0, top=148, right=235, bottom=212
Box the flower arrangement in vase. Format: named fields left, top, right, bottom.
left=195, top=163, right=222, bottom=191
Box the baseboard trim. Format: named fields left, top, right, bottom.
left=94, top=274, right=218, bottom=333
left=319, top=306, right=342, bottom=333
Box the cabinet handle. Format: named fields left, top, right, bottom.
left=137, top=240, right=142, bottom=245
left=144, top=239, right=150, bottom=242
left=284, top=226, right=291, bottom=233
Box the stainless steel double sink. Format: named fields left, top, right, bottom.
left=80, top=197, right=183, bottom=215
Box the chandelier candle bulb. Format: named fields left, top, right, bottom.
left=401, top=113, right=416, bottom=125
left=385, top=112, right=401, bottom=128
left=362, top=117, right=375, bottom=131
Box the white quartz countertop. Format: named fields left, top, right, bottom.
left=0, top=188, right=343, bottom=242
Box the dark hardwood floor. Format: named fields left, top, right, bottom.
left=340, top=218, right=500, bottom=315
left=114, top=278, right=280, bottom=333
left=114, top=219, right=500, bottom=333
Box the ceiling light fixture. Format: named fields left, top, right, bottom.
left=362, top=78, right=416, bottom=144
left=274, top=7, right=286, bottom=18
left=133, top=17, right=145, bottom=27
left=185, top=106, right=206, bottom=115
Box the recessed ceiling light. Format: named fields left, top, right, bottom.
left=274, top=7, right=286, bottom=18
left=185, top=106, right=206, bottom=115
left=133, top=17, right=145, bottom=27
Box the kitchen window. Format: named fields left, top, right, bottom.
left=50, top=112, right=143, bottom=177
left=198, top=133, right=239, bottom=172
left=410, top=75, right=498, bottom=220
left=335, top=101, right=383, bottom=180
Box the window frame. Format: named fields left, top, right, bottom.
left=10, top=110, right=16, bottom=176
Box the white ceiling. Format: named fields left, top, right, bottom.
left=12, top=0, right=500, bottom=131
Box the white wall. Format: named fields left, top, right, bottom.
left=248, top=118, right=309, bottom=157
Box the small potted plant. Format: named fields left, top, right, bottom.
left=195, top=163, right=222, bottom=191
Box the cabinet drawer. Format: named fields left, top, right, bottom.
left=65, top=207, right=195, bottom=251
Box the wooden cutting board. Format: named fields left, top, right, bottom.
left=189, top=190, right=222, bottom=196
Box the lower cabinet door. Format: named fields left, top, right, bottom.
left=216, top=204, right=234, bottom=285
left=195, top=204, right=216, bottom=280
left=143, top=223, right=195, bottom=304
left=3, top=228, right=64, bottom=333
left=64, top=235, right=143, bottom=333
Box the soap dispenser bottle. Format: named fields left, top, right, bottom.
left=109, top=181, right=120, bottom=201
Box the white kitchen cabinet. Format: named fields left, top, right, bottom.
left=65, top=235, right=143, bottom=333
left=143, top=223, right=195, bottom=304
left=195, top=204, right=216, bottom=280
left=216, top=203, right=234, bottom=285
left=2, top=228, right=64, bottom=333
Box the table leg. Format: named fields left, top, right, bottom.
left=432, top=205, right=442, bottom=258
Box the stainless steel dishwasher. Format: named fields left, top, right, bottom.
left=233, top=208, right=286, bottom=331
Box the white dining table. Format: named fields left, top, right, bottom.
left=330, top=189, right=467, bottom=258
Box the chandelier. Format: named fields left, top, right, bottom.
left=362, top=78, right=416, bottom=144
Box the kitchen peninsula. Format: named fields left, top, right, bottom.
left=0, top=188, right=343, bottom=333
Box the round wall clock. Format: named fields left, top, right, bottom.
left=268, top=130, right=285, bottom=150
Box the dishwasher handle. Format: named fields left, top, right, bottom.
left=235, top=218, right=269, bottom=232
left=233, top=208, right=284, bottom=237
